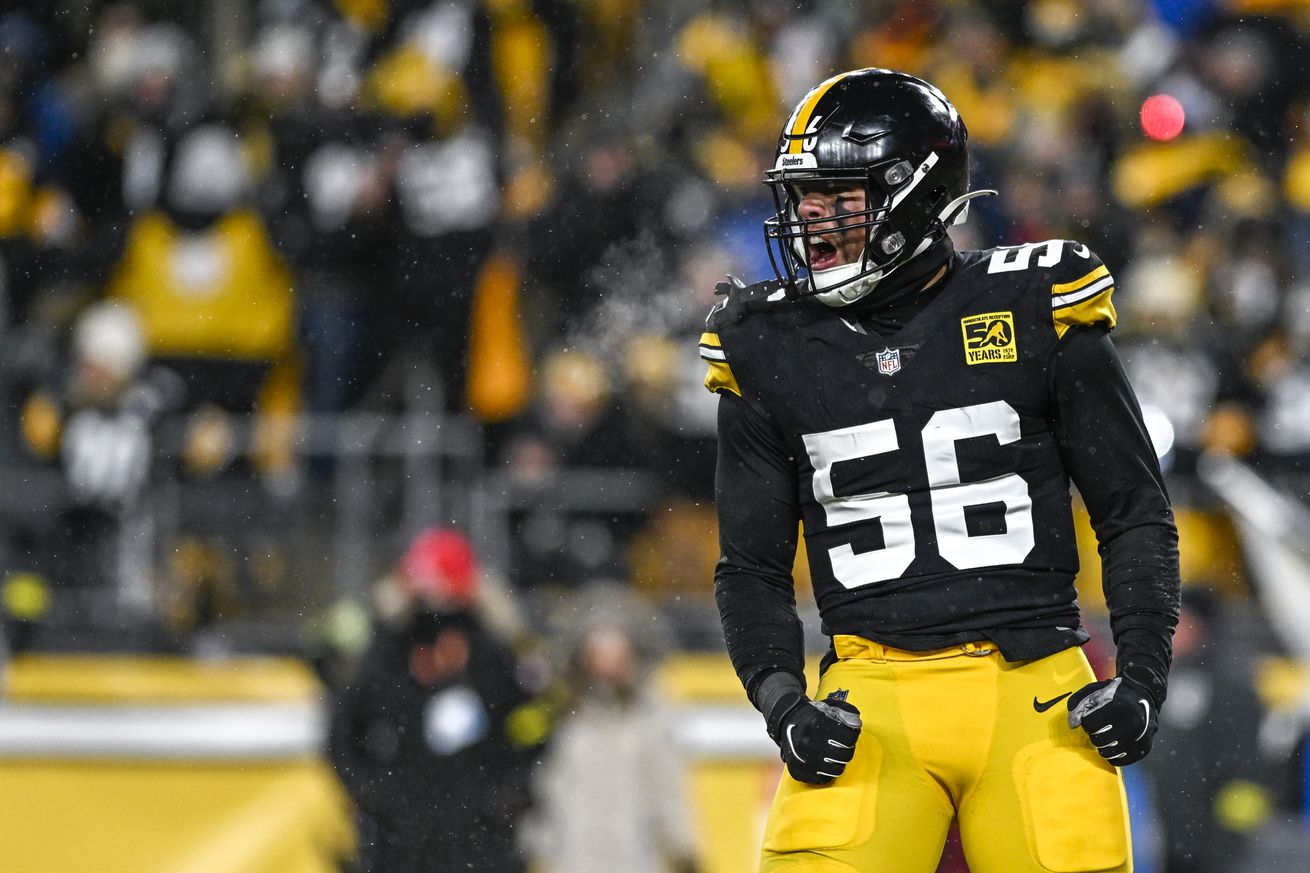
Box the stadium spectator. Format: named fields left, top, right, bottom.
left=0, top=6, right=80, bottom=329
left=528, top=616, right=699, bottom=873
left=15, top=301, right=180, bottom=600
left=253, top=18, right=388, bottom=415
left=329, top=527, right=538, bottom=873
left=498, top=347, right=653, bottom=585
left=342, top=0, right=505, bottom=412
left=106, top=121, right=296, bottom=418
left=99, top=118, right=307, bottom=628
left=65, top=12, right=210, bottom=282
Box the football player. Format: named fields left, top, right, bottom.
left=702, top=69, right=1179, bottom=872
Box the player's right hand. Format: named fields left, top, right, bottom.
left=768, top=692, right=862, bottom=784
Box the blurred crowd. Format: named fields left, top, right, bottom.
left=0, top=1, right=1309, bottom=868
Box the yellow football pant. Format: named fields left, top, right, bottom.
left=761, top=638, right=1131, bottom=873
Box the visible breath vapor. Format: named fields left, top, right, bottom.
left=568, top=230, right=692, bottom=361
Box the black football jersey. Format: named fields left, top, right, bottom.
left=703, top=240, right=1124, bottom=656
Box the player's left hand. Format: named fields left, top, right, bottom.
left=1066, top=676, right=1158, bottom=766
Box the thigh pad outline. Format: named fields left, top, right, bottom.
left=1012, top=740, right=1129, bottom=872
left=763, top=729, right=882, bottom=853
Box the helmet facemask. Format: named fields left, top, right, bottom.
left=764, top=152, right=955, bottom=307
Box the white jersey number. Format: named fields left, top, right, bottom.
left=986, top=240, right=1090, bottom=274
left=802, top=401, right=1035, bottom=589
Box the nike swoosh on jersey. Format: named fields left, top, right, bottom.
left=1033, top=692, right=1073, bottom=713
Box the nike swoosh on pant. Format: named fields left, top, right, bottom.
left=1033, top=692, right=1072, bottom=713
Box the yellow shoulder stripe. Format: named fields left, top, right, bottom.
left=1052, top=264, right=1108, bottom=294
left=1051, top=263, right=1116, bottom=338
left=699, top=332, right=727, bottom=363
left=1052, top=286, right=1117, bottom=338
left=698, top=331, right=738, bottom=394
left=703, top=360, right=741, bottom=397
left=786, top=72, right=850, bottom=154
left=1051, top=265, right=1110, bottom=307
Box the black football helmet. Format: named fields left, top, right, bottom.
left=763, top=68, right=992, bottom=306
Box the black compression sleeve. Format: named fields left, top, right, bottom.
left=713, top=391, right=807, bottom=706
left=1051, top=327, right=1180, bottom=707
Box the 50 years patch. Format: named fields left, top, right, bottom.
left=961, top=311, right=1017, bottom=365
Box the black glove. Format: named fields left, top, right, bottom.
left=1067, top=675, right=1158, bottom=766
left=767, top=691, right=862, bottom=784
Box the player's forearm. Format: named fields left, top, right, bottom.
left=1051, top=327, right=1181, bottom=706
left=714, top=567, right=806, bottom=702
left=1099, top=521, right=1180, bottom=707
left=713, top=392, right=807, bottom=703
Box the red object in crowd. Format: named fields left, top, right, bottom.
left=1140, top=94, right=1186, bottom=141
left=399, top=528, right=479, bottom=607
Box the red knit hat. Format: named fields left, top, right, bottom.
left=398, top=528, right=478, bottom=607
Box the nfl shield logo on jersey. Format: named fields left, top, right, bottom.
left=876, top=347, right=901, bottom=376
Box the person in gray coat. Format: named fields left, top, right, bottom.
left=529, top=619, right=699, bottom=873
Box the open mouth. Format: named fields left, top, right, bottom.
left=807, top=237, right=840, bottom=271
